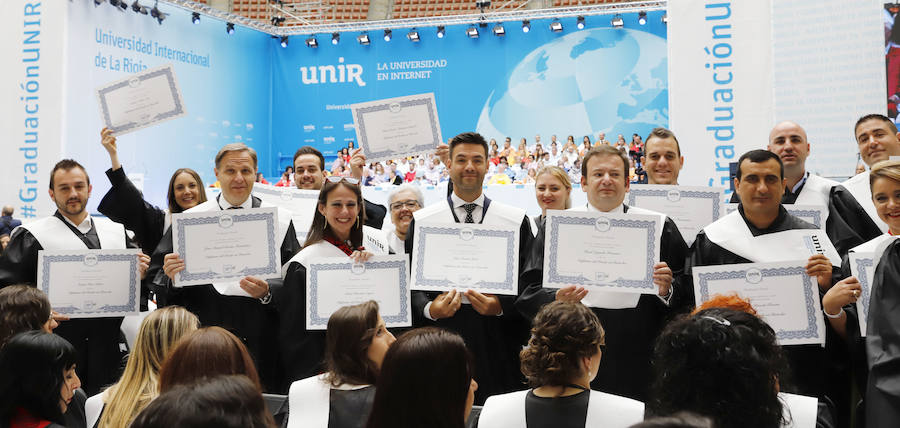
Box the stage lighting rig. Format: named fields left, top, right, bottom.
left=280, top=36, right=289, bottom=48
left=271, top=16, right=285, bottom=26
left=94, top=0, right=105, bottom=6
left=466, top=26, right=479, bottom=38
left=332, top=32, right=340, bottom=44
left=436, top=26, right=445, bottom=38
left=305, top=37, right=317, bottom=48
left=492, top=23, right=505, bottom=36
left=611, top=15, right=623, bottom=28
left=662, top=14, right=668, bottom=24
left=226, top=23, right=235, bottom=34
left=110, top=0, right=128, bottom=11
left=357, top=33, right=370, bottom=45
left=191, top=12, right=200, bottom=24
left=638, top=11, right=647, bottom=25
left=383, top=29, right=392, bottom=41
left=131, top=1, right=148, bottom=14
left=407, top=29, right=420, bottom=42
left=475, top=1, right=491, bottom=11
left=576, top=16, right=585, bottom=29
left=150, top=2, right=166, bottom=25
left=549, top=19, right=562, bottom=32
left=521, top=20, right=530, bottom=33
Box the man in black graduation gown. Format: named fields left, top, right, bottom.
left=0, top=159, right=149, bottom=397
left=148, top=143, right=301, bottom=392
left=516, top=145, right=689, bottom=402
left=689, top=149, right=840, bottom=402
left=403, top=132, right=534, bottom=404
left=292, top=146, right=387, bottom=228
left=829, top=114, right=900, bottom=255
left=865, top=239, right=900, bottom=427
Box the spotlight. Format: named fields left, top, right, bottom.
left=150, top=5, right=166, bottom=25
left=662, top=14, right=668, bottom=24
left=521, top=20, right=530, bottom=33
left=492, top=23, right=505, bottom=36
left=466, top=26, right=479, bottom=38
left=226, top=23, right=235, bottom=34
left=191, top=12, right=200, bottom=24
left=576, top=16, right=585, bottom=29
left=94, top=0, right=105, bottom=5
left=549, top=19, right=563, bottom=32
left=305, top=37, right=317, bottom=48
left=110, top=0, right=127, bottom=11
left=436, top=26, right=445, bottom=38
left=638, top=11, right=647, bottom=25
left=611, top=15, right=623, bottom=28
left=332, top=32, right=340, bottom=45
left=280, top=36, right=288, bottom=48
left=131, top=1, right=147, bottom=14
left=383, top=29, right=392, bottom=42
left=271, top=16, right=285, bottom=26
left=357, top=33, right=370, bottom=45
left=407, top=29, right=419, bottom=42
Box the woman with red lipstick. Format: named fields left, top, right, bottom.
left=533, top=166, right=572, bottom=232
left=0, top=331, right=80, bottom=428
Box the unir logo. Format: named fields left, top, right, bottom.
left=300, top=57, right=366, bottom=86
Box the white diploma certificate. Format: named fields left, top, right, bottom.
left=693, top=261, right=826, bottom=346
left=724, top=203, right=828, bottom=229
left=627, top=185, right=726, bottom=245
left=172, top=207, right=282, bottom=286
left=305, top=255, right=411, bottom=330
left=542, top=210, right=662, bottom=294
left=37, top=249, right=141, bottom=318
left=252, top=183, right=319, bottom=240
left=849, top=252, right=874, bottom=337
left=750, top=229, right=841, bottom=266
left=95, top=64, right=187, bottom=135
left=410, top=222, right=519, bottom=295
left=363, top=226, right=390, bottom=255
left=351, top=93, right=443, bottom=163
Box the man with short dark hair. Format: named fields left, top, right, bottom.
left=0, top=159, right=148, bottom=396
left=689, top=149, right=839, bottom=402
left=0, top=206, right=21, bottom=236
left=640, top=127, right=684, bottom=185
left=149, top=143, right=301, bottom=392
left=404, top=132, right=534, bottom=404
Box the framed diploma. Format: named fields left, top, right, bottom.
left=543, top=210, right=662, bottom=294
left=724, top=203, right=827, bottom=229
left=410, top=223, right=519, bottom=295
left=37, top=249, right=141, bottom=318
left=95, top=64, right=187, bottom=135
left=351, top=93, right=443, bottom=163
left=252, top=183, right=319, bottom=240
left=849, top=252, right=874, bottom=337
left=172, top=207, right=282, bottom=286
left=693, top=261, right=826, bottom=346
left=627, top=185, right=726, bottom=245
left=306, top=255, right=411, bottom=330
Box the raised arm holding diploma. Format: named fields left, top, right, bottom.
left=351, top=93, right=443, bottom=163
left=95, top=63, right=187, bottom=136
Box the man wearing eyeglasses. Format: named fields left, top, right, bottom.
left=147, top=143, right=302, bottom=392
left=292, top=146, right=387, bottom=229
left=403, top=132, right=534, bottom=404
left=385, top=184, right=424, bottom=254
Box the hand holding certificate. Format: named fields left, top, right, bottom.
left=542, top=210, right=662, bottom=294
left=693, top=261, right=826, bottom=346
left=252, top=183, right=320, bottom=240
left=96, top=64, right=187, bottom=135
left=171, top=207, right=282, bottom=287
left=627, top=185, right=726, bottom=245
left=37, top=249, right=141, bottom=318
left=410, top=222, right=519, bottom=295
left=306, top=255, right=411, bottom=329
left=351, top=93, right=443, bottom=163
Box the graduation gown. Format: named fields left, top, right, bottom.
left=403, top=196, right=534, bottom=404
left=688, top=206, right=840, bottom=401
left=277, top=241, right=347, bottom=386
left=478, top=389, right=644, bottom=428
left=516, top=204, right=689, bottom=402
left=864, top=239, right=900, bottom=427
left=286, top=374, right=375, bottom=428
left=363, top=199, right=387, bottom=230
left=147, top=196, right=300, bottom=392
left=828, top=171, right=887, bottom=255
left=0, top=213, right=132, bottom=396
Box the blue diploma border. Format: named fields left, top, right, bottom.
left=854, top=257, right=873, bottom=320
left=40, top=253, right=138, bottom=315
left=785, top=208, right=823, bottom=229
left=176, top=212, right=278, bottom=282
left=695, top=266, right=820, bottom=341
left=354, top=96, right=441, bottom=160
left=547, top=216, right=657, bottom=289
left=414, top=226, right=517, bottom=293
left=97, top=66, right=185, bottom=134
left=307, top=260, right=410, bottom=327
left=252, top=185, right=319, bottom=202
left=627, top=188, right=722, bottom=221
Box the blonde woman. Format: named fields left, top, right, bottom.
left=85, top=307, right=199, bottom=428
left=533, top=166, right=573, bottom=231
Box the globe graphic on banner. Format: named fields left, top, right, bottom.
left=475, top=27, right=668, bottom=142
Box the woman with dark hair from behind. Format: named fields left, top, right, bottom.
left=629, top=412, right=713, bottom=428
left=157, top=326, right=262, bottom=393
left=367, top=327, right=477, bottom=428
left=478, top=301, right=643, bottom=428
left=0, top=331, right=81, bottom=428
left=130, top=375, right=275, bottom=428
left=285, top=301, right=395, bottom=428
left=0, top=285, right=58, bottom=348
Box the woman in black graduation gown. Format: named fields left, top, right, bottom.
left=284, top=300, right=395, bottom=428
left=277, top=177, right=374, bottom=387
left=532, top=166, right=572, bottom=232
left=478, top=301, right=643, bottom=428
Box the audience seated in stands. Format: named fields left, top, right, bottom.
left=286, top=301, right=395, bottom=428
left=0, top=331, right=82, bottom=428
left=0, top=285, right=58, bottom=348
left=478, top=301, right=644, bottom=428
left=366, top=327, right=477, bottom=428
left=86, top=306, right=199, bottom=428
left=130, top=375, right=276, bottom=428
left=158, top=326, right=262, bottom=392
